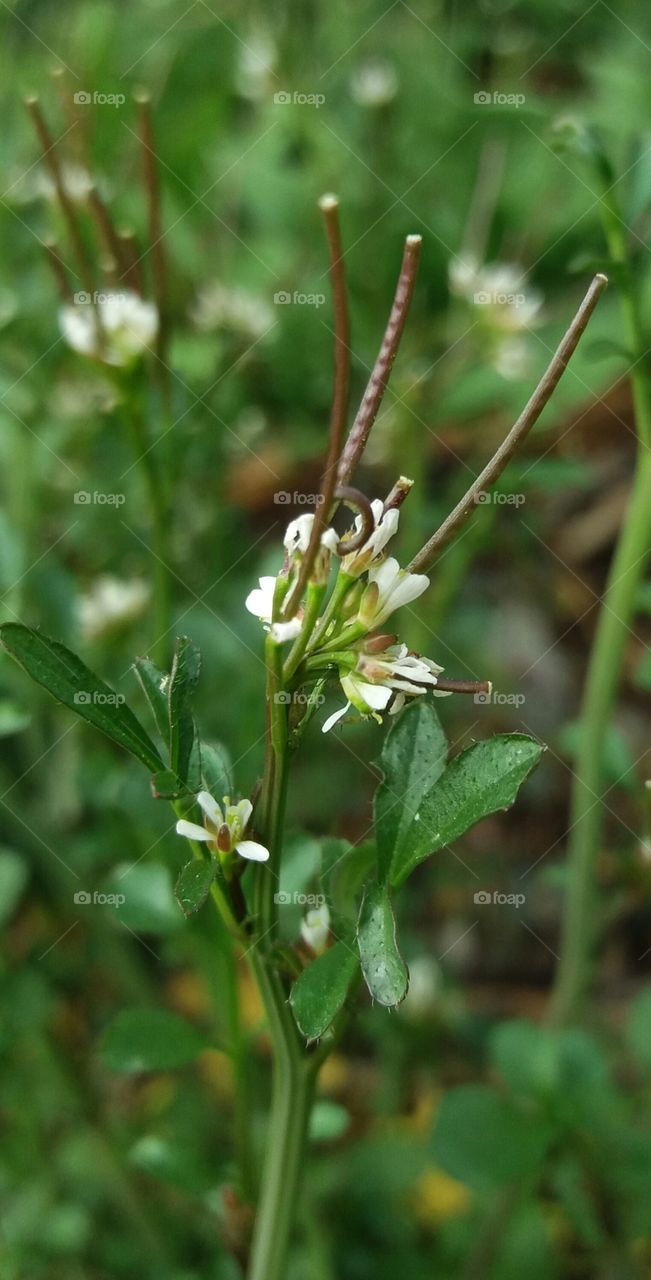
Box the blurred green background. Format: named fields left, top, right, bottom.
left=1, top=0, right=651, bottom=1276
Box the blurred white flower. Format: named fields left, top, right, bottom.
left=176, top=791, right=269, bottom=862
left=284, top=513, right=339, bottom=557
left=449, top=253, right=542, bottom=334
left=190, top=282, right=274, bottom=340
left=300, top=903, right=330, bottom=954
left=235, top=30, right=277, bottom=102
left=245, top=575, right=277, bottom=624
left=24, top=160, right=94, bottom=205
left=401, top=955, right=441, bottom=1019
left=350, top=60, right=398, bottom=107
left=78, top=575, right=150, bottom=640
left=60, top=291, right=158, bottom=366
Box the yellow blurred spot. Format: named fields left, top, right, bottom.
left=139, top=1076, right=177, bottom=1115
left=167, top=971, right=212, bottom=1019
left=411, top=1166, right=471, bottom=1225
left=319, top=1053, right=351, bottom=1094
left=198, top=1047, right=234, bottom=1102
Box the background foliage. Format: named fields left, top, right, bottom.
left=1, top=0, right=651, bottom=1276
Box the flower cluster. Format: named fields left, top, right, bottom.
left=246, top=482, right=453, bottom=731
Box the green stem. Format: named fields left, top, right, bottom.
left=550, top=189, right=651, bottom=1024
left=246, top=637, right=314, bottom=1279
left=123, top=394, right=172, bottom=668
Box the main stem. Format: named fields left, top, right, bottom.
left=247, top=637, right=314, bottom=1280
left=550, top=193, right=651, bottom=1025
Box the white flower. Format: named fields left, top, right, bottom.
left=322, top=642, right=449, bottom=731
left=300, top=903, right=330, bottom=954
left=340, top=498, right=400, bottom=577
left=245, top=576, right=277, bottom=624
left=350, top=61, right=398, bottom=107
left=190, top=281, right=274, bottom=339
left=60, top=290, right=159, bottom=366
left=283, top=513, right=338, bottom=557
left=359, top=556, right=429, bottom=628
left=449, top=255, right=542, bottom=334
left=78, top=575, right=150, bottom=640
left=322, top=672, right=392, bottom=732
left=245, top=575, right=301, bottom=642
left=176, top=791, right=269, bottom=862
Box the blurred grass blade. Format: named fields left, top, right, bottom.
left=168, top=636, right=201, bottom=783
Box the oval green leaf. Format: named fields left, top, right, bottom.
left=175, top=858, right=215, bottom=916
left=374, top=701, right=448, bottom=883
left=357, top=881, right=409, bottom=1008
left=391, top=734, right=543, bottom=887
left=290, top=940, right=358, bottom=1041
left=99, top=1009, right=208, bottom=1073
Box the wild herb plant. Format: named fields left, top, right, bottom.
left=1, top=113, right=610, bottom=1277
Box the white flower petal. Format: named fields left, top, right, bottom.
left=385, top=571, right=429, bottom=613
left=176, top=819, right=212, bottom=842
left=245, top=576, right=277, bottom=621
left=236, top=798, right=253, bottom=828
left=322, top=702, right=350, bottom=733
left=235, top=839, right=270, bottom=862
left=197, top=791, right=223, bottom=827
left=354, top=680, right=392, bottom=711
left=270, top=618, right=301, bottom=643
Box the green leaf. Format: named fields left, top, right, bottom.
left=0, top=700, right=31, bottom=736
left=290, top=941, right=358, bottom=1040
left=374, top=701, right=448, bottom=882
left=390, top=734, right=543, bottom=887
left=150, top=769, right=187, bottom=799
left=133, top=656, right=170, bottom=743
left=0, top=848, right=28, bottom=926
left=175, top=859, right=215, bottom=916
left=326, top=839, right=376, bottom=926
left=168, top=637, right=201, bottom=783
left=0, top=625, right=163, bottom=773
left=99, top=1009, right=208, bottom=1073
left=431, top=1084, right=552, bottom=1191
left=626, top=986, right=651, bottom=1068
left=104, top=863, right=182, bottom=934
left=200, top=741, right=232, bottom=798
left=357, top=881, right=409, bottom=1008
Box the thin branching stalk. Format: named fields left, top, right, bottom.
left=25, top=96, right=95, bottom=293
left=337, top=233, right=422, bottom=486
left=42, top=238, right=70, bottom=300
left=135, top=92, right=168, bottom=368
left=408, top=273, right=608, bottom=572
left=283, top=194, right=350, bottom=618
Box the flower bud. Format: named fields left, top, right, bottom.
left=362, top=632, right=398, bottom=653
left=358, top=581, right=380, bottom=628
left=217, top=823, right=232, bottom=854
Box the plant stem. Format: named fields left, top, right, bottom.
left=124, top=395, right=172, bottom=667
left=550, top=197, right=651, bottom=1025
left=246, top=638, right=314, bottom=1278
